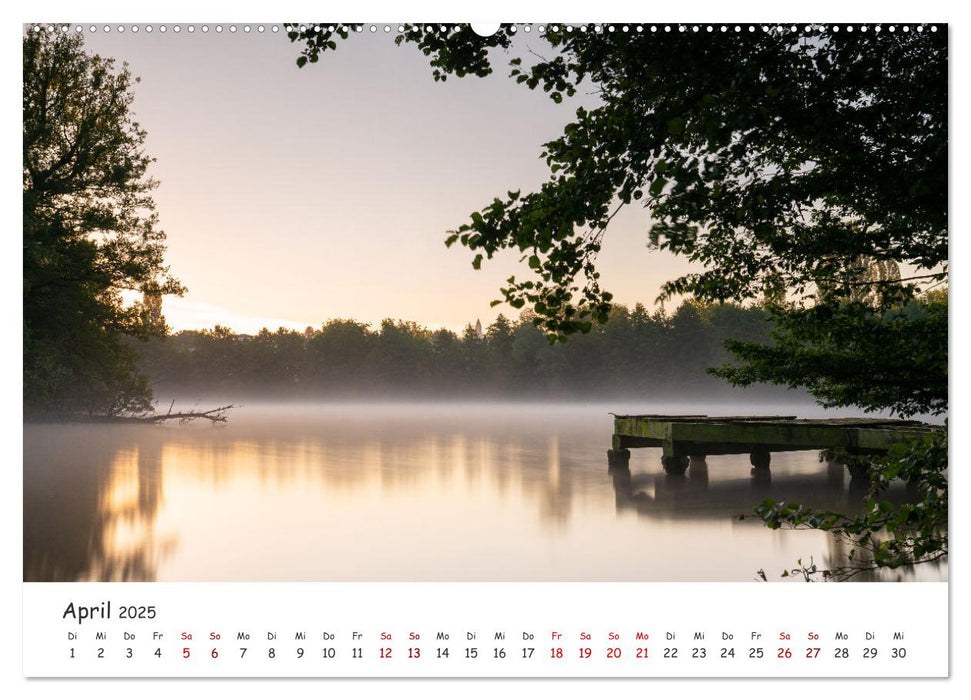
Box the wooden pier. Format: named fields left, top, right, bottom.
left=608, top=414, right=941, bottom=477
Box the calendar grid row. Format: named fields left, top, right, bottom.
left=25, top=582, right=948, bottom=678
left=61, top=628, right=915, bottom=669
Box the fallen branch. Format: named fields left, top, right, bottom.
left=78, top=404, right=239, bottom=424
left=144, top=404, right=238, bottom=424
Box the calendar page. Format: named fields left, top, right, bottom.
left=17, top=0, right=957, bottom=696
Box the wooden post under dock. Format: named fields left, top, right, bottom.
left=607, top=414, right=942, bottom=477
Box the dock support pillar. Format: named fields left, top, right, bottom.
left=749, top=450, right=771, bottom=471
left=607, top=448, right=631, bottom=469
left=661, top=455, right=689, bottom=476
left=846, top=459, right=872, bottom=480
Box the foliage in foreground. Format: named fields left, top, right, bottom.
left=756, top=426, right=948, bottom=581
left=288, top=25, right=948, bottom=579
left=288, top=25, right=947, bottom=404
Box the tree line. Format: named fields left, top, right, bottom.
left=135, top=301, right=794, bottom=401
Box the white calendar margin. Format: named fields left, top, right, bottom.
left=23, top=582, right=948, bottom=678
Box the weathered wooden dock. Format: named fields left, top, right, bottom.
left=608, top=414, right=941, bottom=476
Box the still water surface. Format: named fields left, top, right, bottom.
left=23, top=403, right=946, bottom=582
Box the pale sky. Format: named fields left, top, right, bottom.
left=84, top=26, right=693, bottom=334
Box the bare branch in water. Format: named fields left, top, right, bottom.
left=78, top=405, right=239, bottom=424
left=149, top=404, right=237, bottom=424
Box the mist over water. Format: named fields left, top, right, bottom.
left=23, top=401, right=946, bottom=583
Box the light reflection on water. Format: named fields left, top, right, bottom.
left=23, top=403, right=947, bottom=582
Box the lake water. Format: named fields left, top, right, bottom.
left=23, top=403, right=946, bottom=582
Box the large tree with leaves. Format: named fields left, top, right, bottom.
left=290, top=23, right=946, bottom=417
left=290, top=24, right=947, bottom=578
left=23, top=29, right=183, bottom=417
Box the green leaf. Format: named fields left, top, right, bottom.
left=666, top=116, right=686, bottom=135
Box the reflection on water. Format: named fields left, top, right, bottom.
left=23, top=403, right=947, bottom=582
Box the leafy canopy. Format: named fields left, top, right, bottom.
left=289, top=23, right=947, bottom=418
left=289, top=24, right=946, bottom=334
left=288, top=23, right=948, bottom=577
left=23, top=28, right=183, bottom=416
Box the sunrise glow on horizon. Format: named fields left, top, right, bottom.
left=84, top=28, right=693, bottom=335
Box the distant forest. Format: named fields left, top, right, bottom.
left=135, top=301, right=797, bottom=401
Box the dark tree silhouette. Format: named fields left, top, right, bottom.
left=23, top=29, right=183, bottom=416
left=287, top=23, right=948, bottom=576
left=288, top=23, right=947, bottom=416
